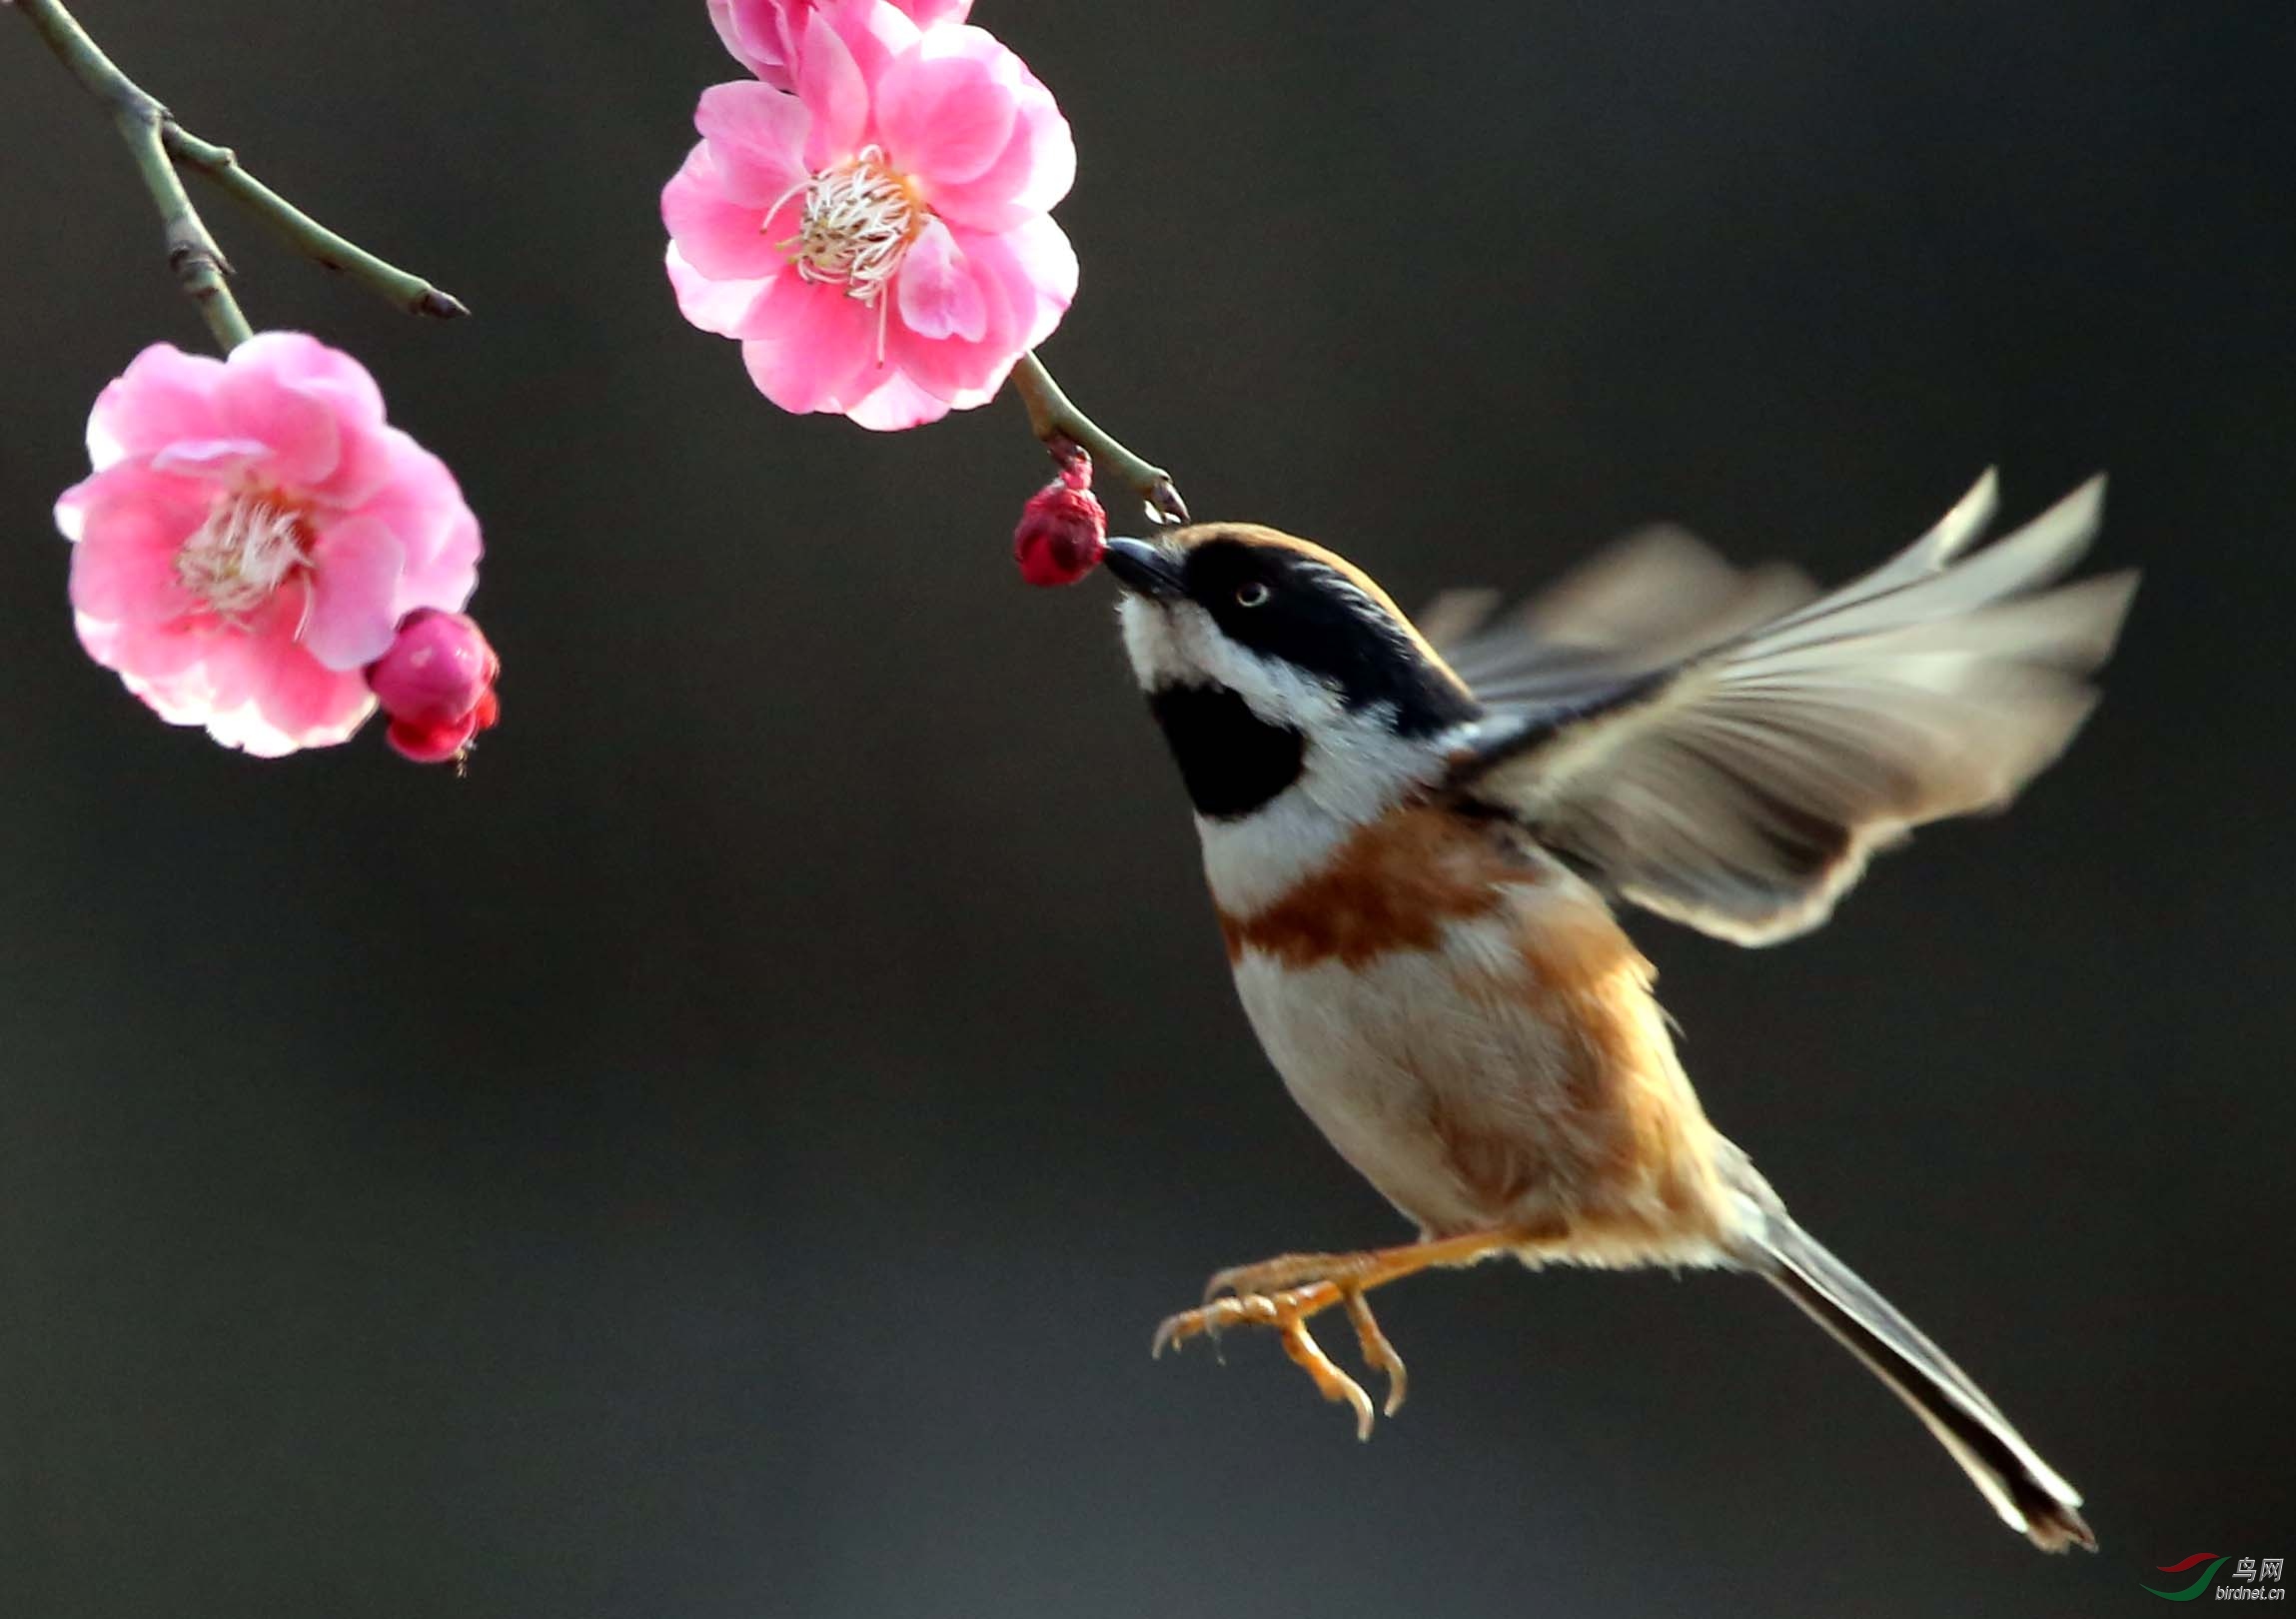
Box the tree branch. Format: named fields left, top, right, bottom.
left=1010, top=351, right=1188, bottom=525
left=164, top=125, right=469, bottom=321
left=14, top=0, right=251, bottom=350
left=12, top=0, right=468, bottom=352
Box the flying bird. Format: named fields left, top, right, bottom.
left=1101, top=472, right=2131, bottom=1551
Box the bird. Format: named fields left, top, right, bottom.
left=1097, top=470, right=2132, bottom=1552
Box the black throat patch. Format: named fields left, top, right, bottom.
left=1145, top=684, right=1306, bottom=820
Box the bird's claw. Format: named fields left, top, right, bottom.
left=1343, top=1286, right=1408, bottom=1417
left=1152, top=1278, right=1407, bottom=1438
left=1144, top=475, right=1189, bottom=527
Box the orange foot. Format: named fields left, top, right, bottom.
left=1150, top=1228, right=1528, bottom=1439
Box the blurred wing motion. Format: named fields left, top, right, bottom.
left=1436, top=473, right=2138, bottom=944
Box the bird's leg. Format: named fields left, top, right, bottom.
left=1151, top=1228, right=1528, bottom=1436
left=1197, top=1227, right=1530, bottom=1304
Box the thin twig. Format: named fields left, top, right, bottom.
left=1010, top=351, right=1188, bottom=525
left=12, top=0, right=468, bottom=353
left=165, top=126, right=469, bottom=320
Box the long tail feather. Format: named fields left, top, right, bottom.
left=1741, top=1204, right=2093, bottom=1552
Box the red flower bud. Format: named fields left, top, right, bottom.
left=1014, top=463, right=1107, bottom=588
left=365, top=608, right=502, bottom=765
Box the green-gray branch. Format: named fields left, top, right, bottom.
left=1010, top=351, right=1188, bottom=526
left=13, top=0, right=466, bottom=353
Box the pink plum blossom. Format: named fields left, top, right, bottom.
left=55, top=334, right=483, bottom=757
left=663, top=0, right=1078, bottom=430
left=709, top=0, right=970, bottom=91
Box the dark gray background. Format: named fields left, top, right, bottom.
left=1, top=2, right=2289, bottom=1615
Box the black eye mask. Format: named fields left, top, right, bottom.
left=1182, top=540, right=1480, bottom=738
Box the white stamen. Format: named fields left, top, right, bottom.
left=176, top=489, right=307, bottom=625
left=772, top=144, right=923, bottom=361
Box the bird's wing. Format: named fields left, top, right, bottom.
left=1433, top=473, right=2137, bottom=945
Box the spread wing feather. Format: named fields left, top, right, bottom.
left=1434, top=475, right=2136, bottom=944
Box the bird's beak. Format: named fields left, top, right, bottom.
left=1102, top=536, right=1184, bottom=600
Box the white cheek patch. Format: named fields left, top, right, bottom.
left=1116, top=596, right=1183, bottom=688
left=1122, top=599, right=1346, bottom=728
left=1123, top=599, right=1390, bottom=763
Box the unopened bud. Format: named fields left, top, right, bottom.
left=366, top=608, right=502, bottom=765
left=1014, top=466, right=1108, bottom=588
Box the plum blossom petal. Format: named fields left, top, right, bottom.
left=303, top=517, right=408, bottom=670
left=57, top=460, right=210, bottom=550
left=895, top=218, right=988, bottom=342
left=711, top=0, right=969, bottom=88
left=149, top=437, right=274, bottom=478
left=817, top=0, right=925, bottom=95
left=739, top=279, right=880, bottom=413
left=242, top=637, right=376, bottom=755
left=666, top=243, right=781, bottom=338
left=843, top=370, right=956, bottom=431
left=66, top=484, right=203, bottom=626
left=75, top=613, right=206, bottom=691
left=710, top=0, right=811, bottom=91
left=400, top=502, right=481, bottom=615
left=85, top=344, right=225, bottom=470
left=693, top=80, right=811, bottom=207
left=213, top=361, right=344, bottom=491
left=661, top=146, right=795, bottom=283
left=898, top=31, right=1072, bottom=230
left=882, top=265, right=1017, bottom=403
left=876, top=47, right=1017, bottom=187
left=361, top=433, right=482, bottom=612
left=885, top=217, right=1072, bottom=404
left=225, top=332, right=400, bottom=508
left=796, top=12, right=871, bottom=172
left=707, top=0, right=773, bottom=80
left=69, top=546, right=189, bottom=631
left=997, top=212, right=1079, bottom=350
left=55, top=334, right=487, bottom=757
left=229, top=332, right=389, bottom=431
left=307, top=411, right=398, bottom=511
left=144, top=621, right=266, bottom=730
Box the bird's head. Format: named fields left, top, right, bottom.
left=1105, top=524, right=1484, bottom=898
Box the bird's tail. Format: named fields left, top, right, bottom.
left=1736, top=1201, right=2094, bottom=1552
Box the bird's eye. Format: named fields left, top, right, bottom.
left=1236, top=582, right=1271, bottom=608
